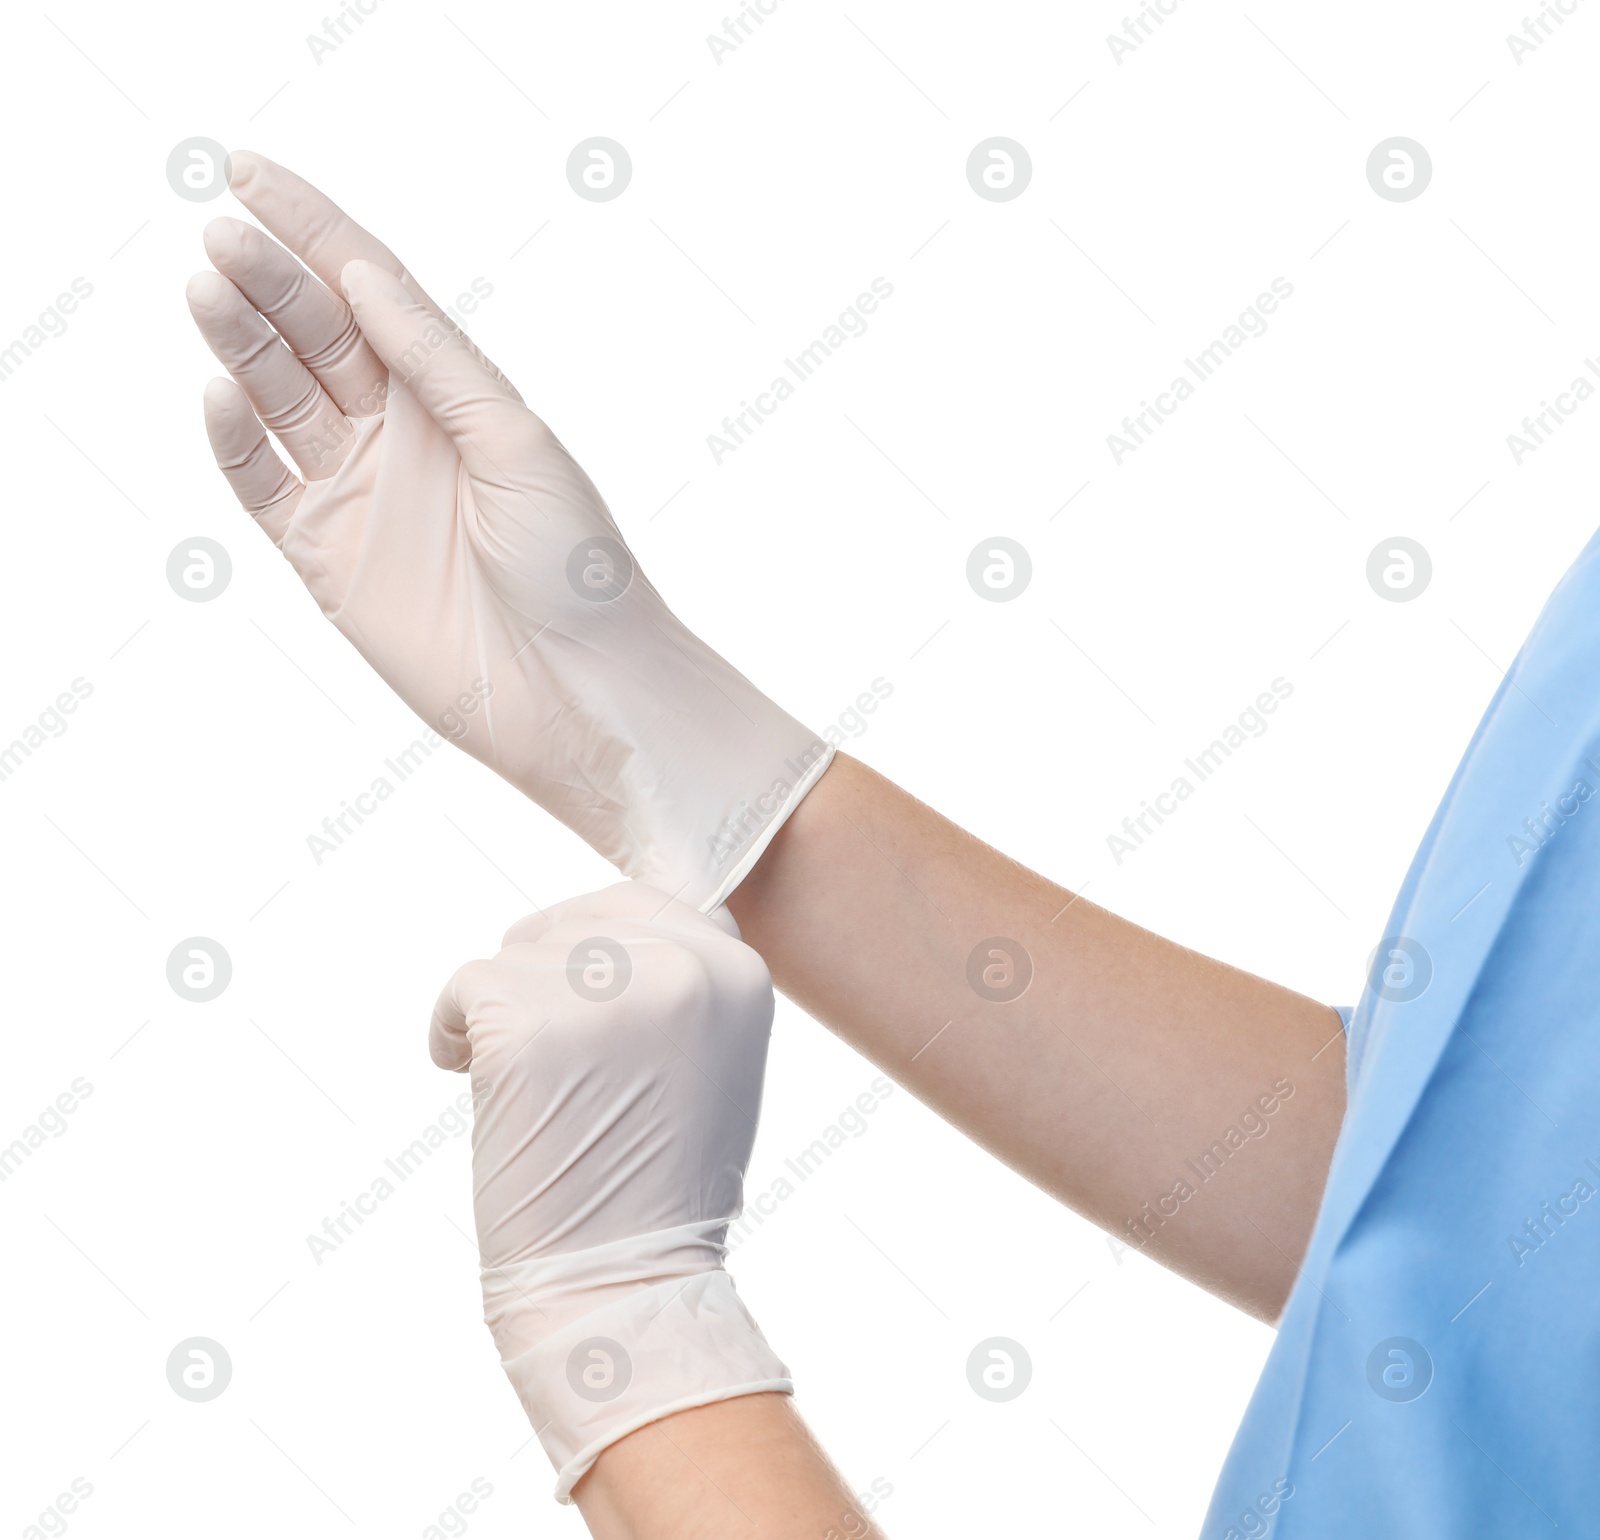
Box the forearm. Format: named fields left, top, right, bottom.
left=728, top=754, right=1347, bottom=1320
left=575, top=1394, right=886, bottom=1540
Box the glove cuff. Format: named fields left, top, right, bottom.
left=699, top=739, right=835, bottom=912
left=500, top=1264, right=791, bottom=1503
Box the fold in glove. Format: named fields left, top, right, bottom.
left=190, top=153, right=831, bottom=911
left=431, top=882, right=790, bottom=1501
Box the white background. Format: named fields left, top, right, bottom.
left=2, top=1, right=1596, bottom=1534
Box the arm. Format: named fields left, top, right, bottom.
left=576, top=1394, right=885, bottom=1540
left=192, top=154, right=1343, bottom=1320
left=729, top=754, right=1347, bottom=1322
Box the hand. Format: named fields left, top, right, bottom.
left=187, top=152, right=831, bottom=910
left=431, top=881, right=790, bottom=1501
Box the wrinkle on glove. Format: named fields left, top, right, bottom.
left=1205, top=525, right=1600, bottom=1538
left=492, top=1225, right=792, bottom=1502
left=291, top=331, right=830, bottom=912
left=194, top=154, right=832, bottom=913
left=435, top=883, right=789, bottom=1503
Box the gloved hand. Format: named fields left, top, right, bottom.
left=187, top=152, right=831, bottom=911
left=430, top=881, right=790, bottom=1501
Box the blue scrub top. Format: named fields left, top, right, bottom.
left=1204, top=528, right=1600, bottom=1539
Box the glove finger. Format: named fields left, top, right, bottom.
left=341, top=259, right=544, bottom=486
left=225, top=150, right=524, bottom=403
left=187, top=270, right=354, bottom=479
left=202, top=378, right=303, bottom=545
left=501, top=908, right=557, bottom=949
left=226, top=150, right=408, bottom=299
left=203, top=216, right=387, bottom=419
left=429, top=965, right=477, bottom=1072
left=431, top=956, right=561, bottom=1084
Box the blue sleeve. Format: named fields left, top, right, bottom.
left=1335, top=1005, right=1353, bottom=1035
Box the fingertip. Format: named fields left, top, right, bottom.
left=202, top=216, right=252, bottom=266
left=202, top=375, right=244, bottom=411
left=428, top=974, right=474, bottom=1071
left=428, top=1016, right=471, bottom=1071
left=185, top=268, right=234, bottom=314
left=226, top=148, right=266, bottom=191
left=340, top=257, right=406, bottom=306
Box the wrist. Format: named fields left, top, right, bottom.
left=505, top=1271, right=791, bottom=1504
left=484, top=1221, right=791, bottom=1504
left=576, top=1394, right=887, bottom=1540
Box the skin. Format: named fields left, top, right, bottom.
left=576, top=1395, right=885, bottom=1540
left=186, top=153, right=1348, bottom=1533
left=727, top=753, right=1348, bottom=1323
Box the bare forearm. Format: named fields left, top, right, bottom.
left=728, top=754, right=1346, bottom=1320
left=575, top=1394, right=886, bottom=1540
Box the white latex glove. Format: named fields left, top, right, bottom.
left=431, top=881, right=789, bottom=1501
left=187, top=152, right=831, bottom=911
